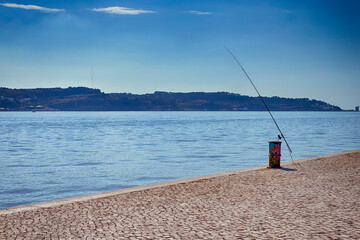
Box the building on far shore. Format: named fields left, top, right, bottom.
left=356, top=106, right=359, bottom=111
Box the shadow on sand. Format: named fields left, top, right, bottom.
left=278, top=167, right=297, bottom=171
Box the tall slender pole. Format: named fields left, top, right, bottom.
left=91, top=65, right=94, bottom=89
left=225, top=47, right=293, bottom=155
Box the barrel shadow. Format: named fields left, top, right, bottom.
left=279, top=167, right=297, bottom=171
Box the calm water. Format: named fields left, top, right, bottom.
left=0, top=111, right=359, bottom=209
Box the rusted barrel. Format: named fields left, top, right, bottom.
left=268, top=141, right=281, bottom=168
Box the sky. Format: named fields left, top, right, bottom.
left=0, top=0, right=359, bottom=109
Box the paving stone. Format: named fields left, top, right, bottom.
left=0, top=150, right=359, bottom=239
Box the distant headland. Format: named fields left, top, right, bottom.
left=0, top=87, right=342, bottom=111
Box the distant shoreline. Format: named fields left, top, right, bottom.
left=0, top=110, right=354, bottom=112
left=0, top=87, right=343, bottom=111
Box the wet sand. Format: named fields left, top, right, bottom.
left=1, top=150, right=359, bottom=239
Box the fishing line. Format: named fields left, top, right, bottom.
left=224, top=47, right=300, bottom=167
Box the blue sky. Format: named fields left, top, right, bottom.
left=0, top=0, right=359, bottom=109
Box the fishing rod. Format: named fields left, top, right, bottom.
left=225, top=47, right=294, bottom=161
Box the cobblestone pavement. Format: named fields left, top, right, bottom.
left=1, top=150, right=359, bottom=239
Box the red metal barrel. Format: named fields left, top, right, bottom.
left=268, top=141, right=281, bottom=168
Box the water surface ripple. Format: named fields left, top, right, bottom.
left=1, top=111, right=359, bottom=209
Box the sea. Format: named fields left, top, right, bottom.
left=0, top=111, right=359, bottom=209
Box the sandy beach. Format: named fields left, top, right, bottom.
left=1, top=150, right=359, bottom=239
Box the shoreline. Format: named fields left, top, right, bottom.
left=0, top=150, right=354, bottom=215
left=1, top=149, right=359, bottom=239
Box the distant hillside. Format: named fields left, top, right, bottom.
left=0, top=87, right=342, bottom=111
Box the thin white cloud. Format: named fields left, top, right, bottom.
left=283, top=9, right=293, bottom=14
left=187, top=10, right=213, bottom=15
left=0, top=3, right=64, bottom=12
left=92, top=6, right=156, bottom=15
